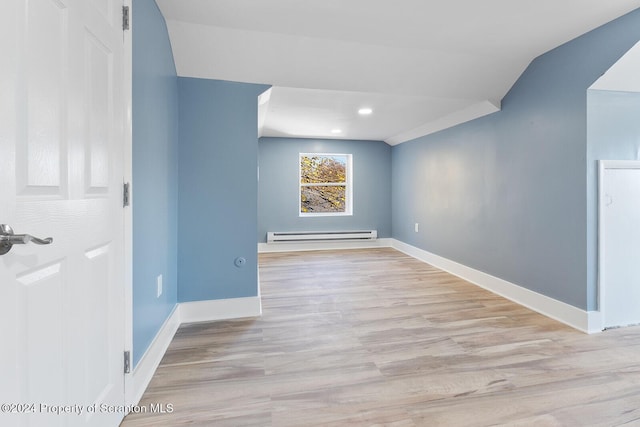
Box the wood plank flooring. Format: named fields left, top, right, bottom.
left=121, top=248, right=640, bottom=426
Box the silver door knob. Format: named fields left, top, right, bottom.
left=0, top=224, right=53, bottom=256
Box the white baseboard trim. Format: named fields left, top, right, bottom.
left=129, top=305, right=181, bottom=405
left=391, top=239, right=602, bottom=334
left=180, top=296, right=262, bottom=324
left=586, top=310, right=603, bottom=334
left=130, top=243, right=603, bottom=405
left=129, top=296, right=262, bottom=405
left=258, top=238, right=393, bottom=253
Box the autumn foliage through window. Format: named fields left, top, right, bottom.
left=300, top=154, right=351, bottom=215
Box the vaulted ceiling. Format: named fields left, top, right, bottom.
left=156, top=1, right=640, bottom=144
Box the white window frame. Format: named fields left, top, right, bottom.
left=299, top=153, right=353, bottom=217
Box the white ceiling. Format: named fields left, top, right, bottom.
left=590, top=40, right=640, bottom=93
left=156, top=0, right=640, bottom=145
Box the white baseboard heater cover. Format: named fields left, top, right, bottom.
left=267, top=230, right=378, bottom=243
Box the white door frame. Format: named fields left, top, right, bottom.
left=123, top=0, right=134, bottom=406
left=597, top=159, right=640, bottom=328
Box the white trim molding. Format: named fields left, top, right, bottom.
left=258, top=238, right=393, bottom=253
left=129, top=296, right=262, bottom=405
left=180, top=296, right=262, bottom=324
left=130, top=239, right=604, bottom=405
left=123, top=0, right=134, bottom=407
left=129, top=305, right=180, bottom=406
left=598, top=160, right=640, bottom=330
left=391, top=239, right=602, bottom=334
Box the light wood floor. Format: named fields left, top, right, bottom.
left=121, top=248, right=640, bottom=426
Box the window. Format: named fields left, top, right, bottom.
left=300, top=153, right=352, bottom=216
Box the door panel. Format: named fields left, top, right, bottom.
left=18, top=261, right=66, bottom=426
left=19, top=0, right=67, bottom=196
left=85, top=30, right=112, bottom=193
left=91, top=0, right=114, bottom=25
left=1, top=0, right=126, bottom=425
left=84, top=244, right=112, bottom=400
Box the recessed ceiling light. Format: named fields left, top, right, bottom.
left=331, top=129, right=342, bottom=134
left=358, top=108, right=373, bottom=115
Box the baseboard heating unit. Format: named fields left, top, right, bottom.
left=267, top=230, right=377, bottom=243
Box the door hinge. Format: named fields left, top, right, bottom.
left=123, top=182, right=130, bottom=207
left=122, top=5, right=130, bottom=31
left=124, top=351, right=131, bottom=374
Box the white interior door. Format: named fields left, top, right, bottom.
left=601, top=162, right=640, bottom=329
left=0, top=0, right=127, bottom=426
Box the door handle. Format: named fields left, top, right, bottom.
left=0, top=224, right=53, bottom=256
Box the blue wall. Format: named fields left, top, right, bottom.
left=392, top=9, right=640, bottom=311
left=131, top=2, right=639, bottom=364
left=178, top=78, right=270, bottom=302
left=258, top=138, right=392, bottom=242
left=587, top=89, right=640, bottom=308
left=132, top=0, right=179, bottom=367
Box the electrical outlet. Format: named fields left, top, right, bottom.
left=156, top=275, right=163, bottom=298
left=414, top=223, right=419, bottom=233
